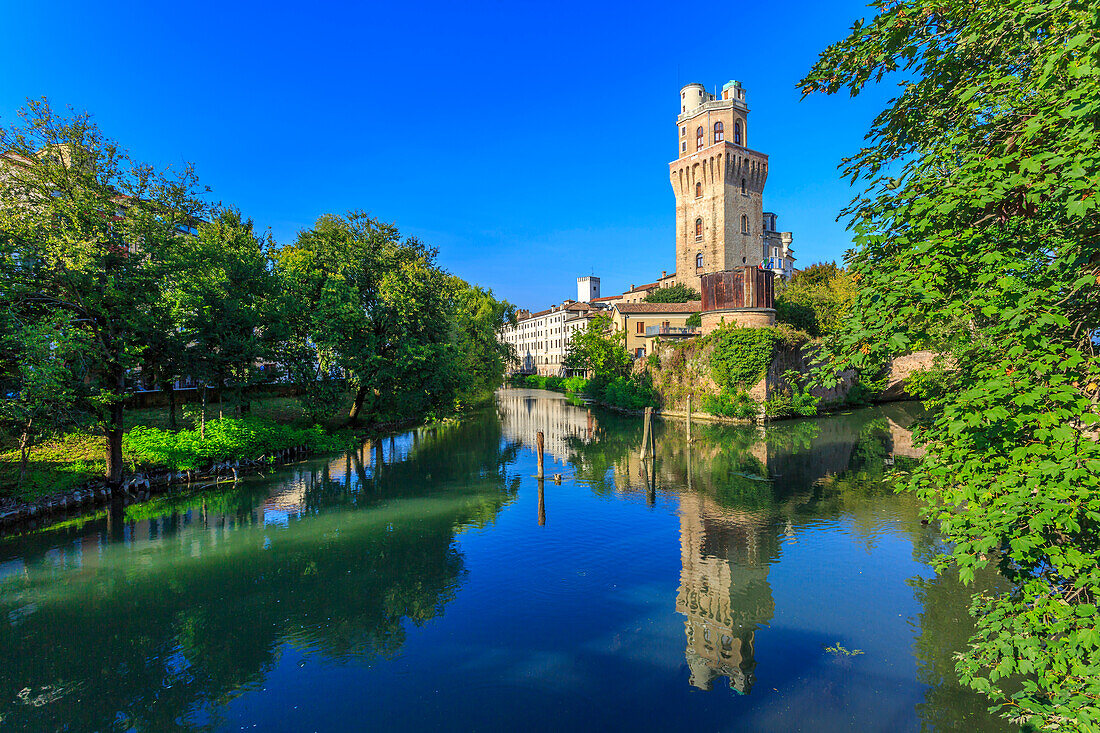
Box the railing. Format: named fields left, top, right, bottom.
left=645, top=325, right=699, bottom=337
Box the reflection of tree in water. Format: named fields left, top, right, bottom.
left=0, top=412, right=517, bottom=732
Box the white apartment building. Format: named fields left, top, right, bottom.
left=501, top=277, right=606, bottom=376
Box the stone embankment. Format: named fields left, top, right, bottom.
left=0, top=445, right=317, bottom=535
left=646, top=338, right=935, bottom=417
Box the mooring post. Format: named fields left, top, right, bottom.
left=640, top=407, right=652, bottom=460
left=536, top=430, right=545, bottom=479
left=686, top=394, right=693, bottom=443
left=537, top=479, right=546, bottom=526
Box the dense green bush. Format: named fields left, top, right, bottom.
left=561, top=376, right=589, bottom=393
left=583, top=375, right=658, bottom=410
left=763, top=371, right=820, bottom=419
left=643, top=283, right=700, bottom=303
left=706, top=326, right=781, bottom=389
left=702, top=389, right=759, bottom=420
left=123, top=418, right=347, bottom=471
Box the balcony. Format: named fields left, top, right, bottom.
left=644, top=325, right=699, bottom=338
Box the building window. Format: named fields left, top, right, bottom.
left=741, top=214, right=749, bottom=234
left=696, top=253, right=703, bottom=268
left=734, top=120, right=743, bottom=145
left=636, top=321, right=645, bottom=334
left=695, top=218, right=703, bottom=241
left=772, top=246, right=779, bottom=258
left=635, top=347, right=645, bottom=358
left=695, top=182, right=702, bottom=198
left=741, top=178, right=747, bottom=195
left=713, top=121, right=723, bottom=142
left=682, top=142, right=686, bottom=152
left=696, top=126, right=704, bottom=150
left=681, top=126, right=685, bottom=137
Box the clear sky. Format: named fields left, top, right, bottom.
left=0, top=0, right=893, bottom=311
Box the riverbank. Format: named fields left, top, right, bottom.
left=0, top=394, right=491, bottom=535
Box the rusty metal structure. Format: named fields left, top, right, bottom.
left=700, top=266, right=774, bottom=311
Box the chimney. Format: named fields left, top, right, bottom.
left=662, top=270, right=667, bottom=278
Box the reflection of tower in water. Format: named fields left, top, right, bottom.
left=676, top=492, right=776, bottom=694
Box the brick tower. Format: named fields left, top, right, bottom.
left=670, top=80, right=768, bottom=291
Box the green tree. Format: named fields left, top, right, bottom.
left=446, top=278, right=516, bottom=405
left=562, top=314, right=631, bottom=379
left=802, top=1, right=1100, bottom=726
left=0, top=99, right=207, bottom=486
left=643, top=283, right=700, bottom=303
left=774, top=262, right=856, bottom=338
left=171, top=207, right=278, bottom=430
left=0, top=312, right=86, bottom=485
left=276, top=212, right=455, bottom=425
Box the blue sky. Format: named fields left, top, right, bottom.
left=1, top=0, right=893, bottom=310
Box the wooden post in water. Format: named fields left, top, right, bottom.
left=536, top=430, right=545, bottom=479
left=640, top=407, right=653, bottom=461
left=686, top=394, right=693, bottom=443
left=537, top=479, right=546, bottom=526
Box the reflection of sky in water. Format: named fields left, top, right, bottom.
left=0, top=394, right=1008, bottom=732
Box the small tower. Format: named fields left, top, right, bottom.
left=577, top=275, right=600, bottom=303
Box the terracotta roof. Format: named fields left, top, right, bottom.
left=614, top=300, right=702, bottom=314
left=628, top=282, right=661, bottom=293
left=590, top=295, right=622, bottom=302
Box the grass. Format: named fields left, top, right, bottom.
left=0, top=395, right=349, bottom=504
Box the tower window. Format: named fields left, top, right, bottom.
left=682, top=142, right=686, bottom=152
left=696, top=253, right=703, bottom=268
left=681, top=126, right=685, bottom=137
left=713, top=121, right=724, bottom=142
left=741, top=214, right=749, bottom=234
left=741, top=178, right=747, bottom=195
left=695, top=218, right=703, bottom=241
left=695, top=182, right=702, bottom=198
left=696, top=126, right=704, bottom=150
left=734, top=120, right=743, bottom=145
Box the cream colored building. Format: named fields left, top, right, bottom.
left=611, top=301, right=702, bottom=360
left=501, top=277, right=609, bottom=375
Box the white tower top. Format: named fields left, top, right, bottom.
left=577, top=276, right=600, bottom=303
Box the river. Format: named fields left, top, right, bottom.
left=0, top=388, right=1008, bottom=731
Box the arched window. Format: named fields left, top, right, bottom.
left=695, top=218, right=703, bottom=241
left=734, top=120, right=743, bottom=145
left=741, top=178, right=746, bottom=195
left=713, top=121, right=723, bottom=142
left=696, top=253, right=704, bottom=268
left=696, top=126, right=704, bottom=150
left=695, top=182, right=702, bottom=198
left=741, top=214, right=749, bottom=234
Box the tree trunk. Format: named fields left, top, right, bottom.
left=200, top=384, right=207, bottom=439
left=165, top=381, right=177, bottom=430
left=18, top=416, right=33, bottom=487
left=346, top=385, right=368, bottom=426
left=104, top=398, right=125, bottom=489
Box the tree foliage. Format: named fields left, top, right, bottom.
left=0, top=99, right=207, bottom=485
left=774, top=262, right=857, bottom=338
left=802, top=1, right=1100, bottom=726
left=643, top=283, right=700, bottom=303
left=0, top=100, right=515, bottom=492
left=562, top=314, right=631, bottom=379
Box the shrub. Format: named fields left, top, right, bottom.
left=587, top=375, right=657, bottom=410
left=122, top=417, right=347, bottom=471
left=562, top=376, right=589, bottom=393
left=702, top=389, right=759, bottom=420
left=706, top=326, right=781, bottom=388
